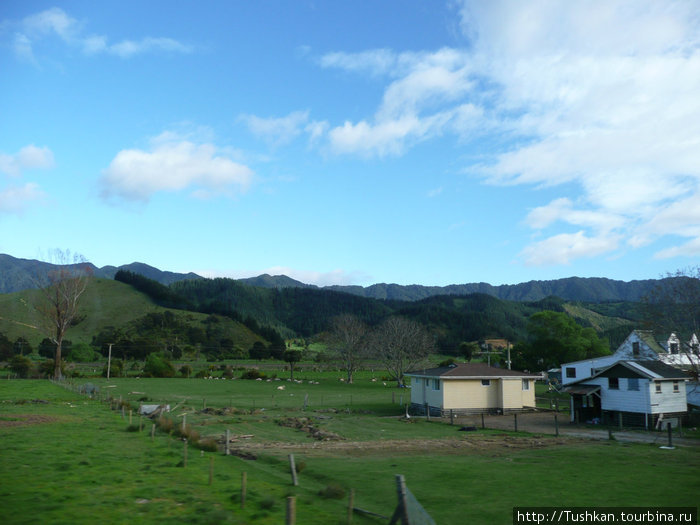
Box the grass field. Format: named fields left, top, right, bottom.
left=1, top=379, right=698, bottom=524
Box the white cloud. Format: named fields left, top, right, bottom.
left=521, top=231, right=621, bottom=266
left=654, top=237, right=700, bottom=259
left=313, top=1, right=700, bottom=265
left=0, top=145, right=54, bottom=177
left=12, top=7, right=191, bottom=62
left=0, top=183, right=46, bottom=214
left=100, top=133, right=254, bottom=203
left=241, top=111, right=329, bottom=147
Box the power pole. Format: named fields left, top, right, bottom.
left=106, top=343, right=114, bottom=379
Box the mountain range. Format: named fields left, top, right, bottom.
left=0, top=253, right=661, bottom=303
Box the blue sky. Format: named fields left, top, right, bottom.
left=1, top=1, right=699, bottom=287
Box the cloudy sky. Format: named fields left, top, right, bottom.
left=1, top=1, right=699, bottom=286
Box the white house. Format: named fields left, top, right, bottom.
left=563, top=360, right=689, bottom=428
left=561, top=329, right=699, bottom=385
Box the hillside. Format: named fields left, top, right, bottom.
left=0, top=254, right=201, bottom=294
left=1, top=253, right=664, bottom=304
left=0, top=279, right=264, bottom=354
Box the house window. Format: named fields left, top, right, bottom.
left=481, top=379, right=491, bottom=386
left=565, top=367, right=576, bottom=378
left=632, top=341, right=640, bottom=356
left=432, top=379, right=440, bottom=391
left=608, top=377, right=619, bottom=390
left=673, top=381, right=679, bottom=393
left=522, top=379, right=530, bottom=391
left=670, top=342, right=679, bottom=354
left=655, top=382, right=662, bottom=394
left=627, top=378, right=639, bottom=391
left=426, top=379, right=430, bottom=386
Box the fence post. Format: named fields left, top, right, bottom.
left=289, top=454, right=298, bottom=486
left=225, top=429, right=230, bottom=456
left=618, top=412, right=623, bottom=430
left=450, top=409, right=454, bottom=425
left=240, top=471, right=247, bottom=509
left=286, top=496, right=296, bottom=525
left=183, top=439, right=188, bottom=468
left=182, top=414, right=186, bottom=433
left=554, top=412, right=559, bottom=437
left=513, top=413, right=518, bottom=432
left=425, top=403, right=430, bottom=420
left=348, top=488, right=355, bottom=524
left=667, top=422, right=673, bottom=448
left=481, top=413, right=485, bottom=429
left=129, top=409, right=133, bottom=426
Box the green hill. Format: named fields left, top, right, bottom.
left=0, top=279, right=264, bottom=354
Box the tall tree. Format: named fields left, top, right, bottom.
left=643, top=266, right=700, bottom=335
left=34, top=250, right=91, bottom=380
left=327, top=314, right=368, bottom=384
left=369, top=316, right=434, bottom=387
left=512, top=310, right=609, bottom=371
left=643, top=266, right=700, bottom=380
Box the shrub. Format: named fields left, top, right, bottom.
left=179, top=364, right=193, bottom=378
left=319, top=483, right=346, bottom=499
left=66, top=343, right=98, bottom=362
left=259, top=497, right=276, bottom=510
left=142, top=354, right=175, bottom=378
left=241, top=368, right=266, bottom=380
left=10, top=355, right=33, bottom=378
left=195, top=438, right=218, bottom=452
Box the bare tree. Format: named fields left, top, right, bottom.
left=369, top=316, right=434, bottom=387
left=327, top=314, right=368, bottom=384
left=643, top=266, right=700, bottom=381
left=34, top=250, right=92, bottom=380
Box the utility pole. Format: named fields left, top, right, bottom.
left=106, top=343, right=114, bottom=379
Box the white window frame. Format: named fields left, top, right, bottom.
left=522, top=379, right=530, bottom=391
left=481, top=379, right=491, bottom=387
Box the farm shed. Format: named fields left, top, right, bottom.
left=405, top=363, right=541, bottom=416
left=563, top=360, right=690, bottom=429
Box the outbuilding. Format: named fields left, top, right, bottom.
left=405, top=363, right=541, bottom=416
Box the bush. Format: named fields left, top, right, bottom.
left=195, top=438, right=218, bottom=452
left=142, top=354, right=175, bottom=378
left=66, top=343, right=98, bottom=362
left=179, top=364, right=193, bottom=378
left=10, top=355, right=33, bottom=378
left=319, top=483, right=346, bottom=499
left=102, top=359, right=124, bottom=377
left=241, top=368, right=266, bottom=380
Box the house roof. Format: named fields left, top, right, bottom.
left=634, top=330, right=667, bottom=354
left=566, top=360, right=690, bottom=385
left=564, top=384, right=601, bottom=396
left=406, top=363, right=541, bottom=380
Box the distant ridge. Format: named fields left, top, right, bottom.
left=0, top=253, right=661, bottom=303
left=0, top=254, right=202, bottom=294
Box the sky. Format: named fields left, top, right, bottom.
left=1, top=1, right=699, bottom=287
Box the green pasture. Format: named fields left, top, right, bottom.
left=0, top=380, right=698, bottom=524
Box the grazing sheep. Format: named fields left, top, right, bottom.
left=277, top=385, right=286, bottom=390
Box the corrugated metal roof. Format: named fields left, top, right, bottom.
left=406, top=363, right=541, bottom=379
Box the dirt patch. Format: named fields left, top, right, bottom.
left=277, top=417, right=345, bottom=441
left=0, top=414, right=59, bottom=428
left=229, top=434, right=578, bottom=458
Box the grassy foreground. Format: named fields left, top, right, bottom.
left=0, top=379, right=698, bottom=524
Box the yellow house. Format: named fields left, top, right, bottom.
left=406, top=363, right=541, bottom=416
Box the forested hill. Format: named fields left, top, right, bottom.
left=0, top=253, right=662, bottom=303
left=167, top=277, right=640, bottom=352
